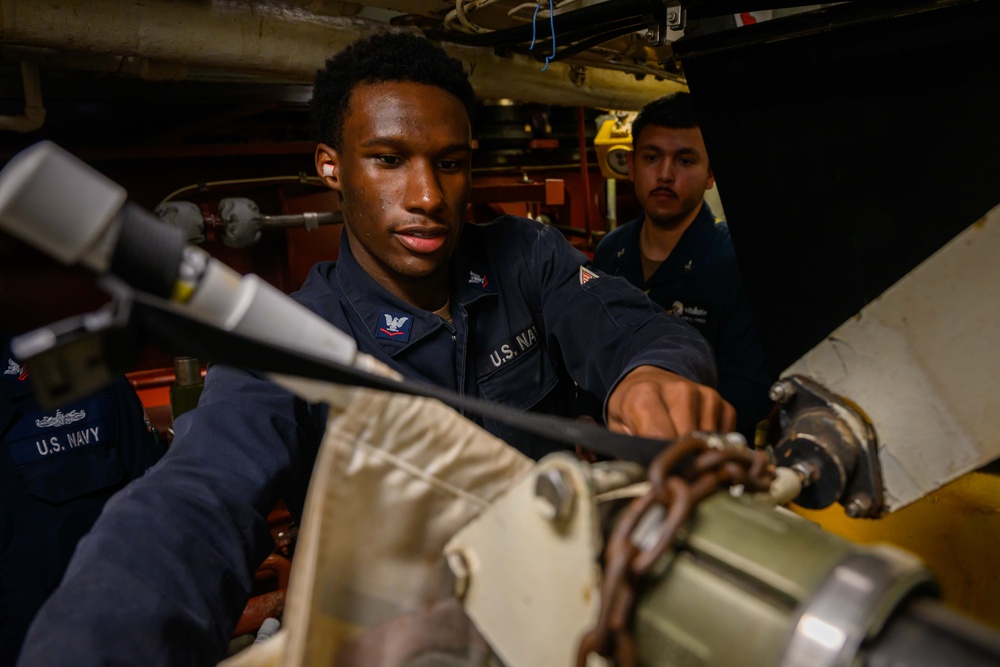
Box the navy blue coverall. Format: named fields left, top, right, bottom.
left=594, top=205, right=774, bottom=436
left=1, top=345, right=164, bottom=666
left=18, top=217, right=716, bottom=666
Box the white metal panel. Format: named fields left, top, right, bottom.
left=785, top=202, right=1000, bottom=511
left=445, top=453, right=605, bottom=667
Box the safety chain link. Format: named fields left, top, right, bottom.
left=577, top=434, right=775, bottom=667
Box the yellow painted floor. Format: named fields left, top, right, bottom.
left=792, top=465, right=1000, bottom=632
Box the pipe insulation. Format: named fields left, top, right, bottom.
left=0, top=61, right=43, bottom=131
left=0, top=0, right=682, bottom=110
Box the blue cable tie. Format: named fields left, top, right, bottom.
left=530, top=4, right=540, bottom=50
left=529, top=1, right=557, bottom=72
left=542, top=0, right=556, bottom=71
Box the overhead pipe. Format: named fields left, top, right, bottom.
left=429, top=0, right=655, bottom=48
left=0, top=0, right=681, bottom=110
left=0, top=61, right=45, bottom=132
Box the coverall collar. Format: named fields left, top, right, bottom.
left=333, top=229, right=495, bottom=358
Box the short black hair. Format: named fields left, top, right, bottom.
left=631, top=92, right=699, bottom=146
left=310, top=32, right=477, bottom=150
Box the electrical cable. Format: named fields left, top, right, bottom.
left=158, top=175, right=324, bottom=207
left=547, top=22, right=648, bottom=62
left=507, top=0, right=582, bottom=23
left=445, top=0, right=506, bottom=34
left=530, top=3, right=541, bottom=49
left=543, top=0, right=557, bottom=71
left=429, top=0, right=656, bottom=48
left=511, top=16, right=644, bottom=60
left=124, top=291, right=678, bottom=467
left=531, top=15, right=643, bottom=47
left=528, top=0, right=558, bottom=71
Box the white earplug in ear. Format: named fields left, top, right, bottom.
left=322, top=163, right=334, bottom=177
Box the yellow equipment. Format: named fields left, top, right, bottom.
left=593, top=113, right=636, bottom=180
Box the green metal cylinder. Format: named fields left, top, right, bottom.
left=634, top=493, right=934, bottom=667
left=169, top=356, right=204, bottom=421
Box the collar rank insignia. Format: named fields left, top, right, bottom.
left=3, top=358, right=28, bottom=381
left=579, top=266, right=600, bottom=285
left=376, top=312, right=412, bottom=343
left=468, top=271, right=491, bottom=291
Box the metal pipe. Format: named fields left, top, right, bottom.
left=0, top=62, right=45, bottom=132
left=429, top=0, right=652, bottom=47
left=606, top=178, right=617, bottom=231
left=261, top=211, right=341, bottom=229
left=865, top=597, right=1000, bottom=667
left=0, top=0, right=682, bottom=110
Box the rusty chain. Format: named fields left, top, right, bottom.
left=577, top=434, right=775, bottom=667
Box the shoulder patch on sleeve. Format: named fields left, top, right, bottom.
left=579, top=266, right=599, bottom=285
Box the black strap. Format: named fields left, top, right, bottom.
left=133, top=297, right=673, bottom=466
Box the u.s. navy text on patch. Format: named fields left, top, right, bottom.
left=477, top=324, right=539, bottom=378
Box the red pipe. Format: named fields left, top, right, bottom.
left=577, top=106, right=594, bottom=246
left=233, top=590, right=285, bottom=637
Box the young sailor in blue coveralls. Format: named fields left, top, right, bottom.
left=20, top=33, right=736, bottom=667
left=595, top=93, right=774, bottom=438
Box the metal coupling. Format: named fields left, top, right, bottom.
left=790, top=461, right=820, bottom=486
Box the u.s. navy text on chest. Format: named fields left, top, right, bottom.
left=35, top=426, right=101, bottom=456
left=489, top=325, right=538, bottom=368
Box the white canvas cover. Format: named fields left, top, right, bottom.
left=220, top=365, right=532, bottom=667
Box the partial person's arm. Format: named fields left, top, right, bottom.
left=17, top=365, right=320, bottom=667
left=524, top=221, right=733, bottom=438
left=607, top=365, right=735, bottom=438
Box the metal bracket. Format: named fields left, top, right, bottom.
left=643, top=2, right=685, bottom=46
left=771, top=375, right=885, bottom=518
left=444, top=453, right=605, bottom=667
left=666, top=2, right=686, bottom=31
left=11, top=279, right=141, bottom=408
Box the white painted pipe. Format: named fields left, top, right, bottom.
left=0, top=0, right=681, bottom=110
left=0, top=61, right=45, bottom=132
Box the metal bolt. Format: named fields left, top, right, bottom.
left=534, top=467, right=576, bottom=523
left=769, top=381, right=796, bottom=404
left=667, top=10, right=678, bottom=23
left=700, top=431, right=747, bottom=450
left=698, top=432, right=724, bottom=450
left=790, top=461, right=819, bottom=485
left=724, top=432, right=748, bottom=449
left=446, top=551, right=470, bottom=600
left=844, top=494, right=873, bottom=518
